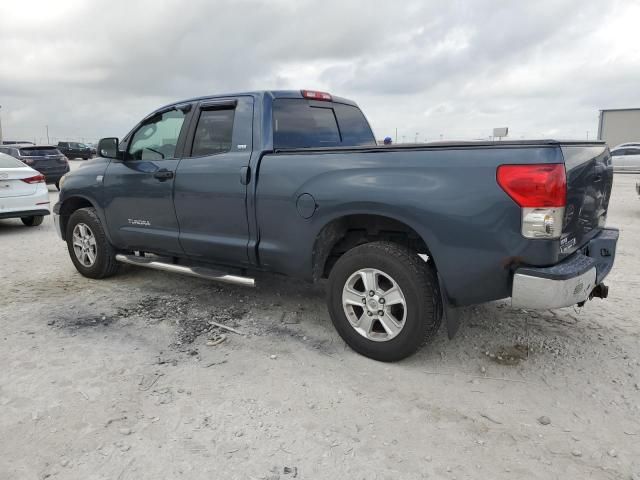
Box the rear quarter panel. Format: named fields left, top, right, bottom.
left=256, top=145, right=565, bottom=306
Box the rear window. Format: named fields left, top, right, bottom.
left=19, top=147, right=61, bottom=157
left=0, top=153, right=25, bottom=168
left=333, top=103, right=377, bottom=146
left=273, top=99, right=375, bottom=149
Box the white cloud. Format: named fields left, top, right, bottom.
left=0, top=0, right=639, bottom=143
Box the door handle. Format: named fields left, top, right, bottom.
left=153, top=169, right=174, bottom=181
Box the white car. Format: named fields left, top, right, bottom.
left=612, top=142, right=640, bottom=150
left=0, top=152, right=50, bottom=226
left=610, top=145, right=640, bottom=173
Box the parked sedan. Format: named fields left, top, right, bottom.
left=611, top=146, right=640, bottom=173
left=0, top=152, right=50, bottom=226
left=0, top=145, right=70, bottom=189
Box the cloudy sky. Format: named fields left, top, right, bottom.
left=1, top=0, right=639, bottom=144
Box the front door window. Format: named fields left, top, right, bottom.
left=128, top=110, right=186, bottom=160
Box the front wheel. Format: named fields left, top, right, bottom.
left=66, top=207, right=119, bottom=279
left=327, top=241, right=442, bottom=362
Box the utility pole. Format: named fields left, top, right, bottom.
left=415, top=132, right=419, bottom=143
left=0, top=105, right=3, bottom=145
left=395, top=128, right=398, bottom=144
left=46, top=125, right=49, bottom=144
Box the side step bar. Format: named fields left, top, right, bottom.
left=115, top=254, right=255, bottom=287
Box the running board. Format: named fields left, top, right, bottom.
left=115, top=254, right=255, bottom=287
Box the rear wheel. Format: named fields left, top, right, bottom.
left=66, top=207, right=119, bottom=279
left=21, top=215, right=44, bottom=227
left=327, top=241, right=441, bottom=362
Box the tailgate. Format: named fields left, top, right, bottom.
left=31, top=157, right=68, bottom=171
left=560, top=144, right=613, bottom=256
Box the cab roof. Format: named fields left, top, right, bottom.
left=154, top=90, right=358, bottom=115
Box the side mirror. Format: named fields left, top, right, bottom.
left=98, top=137, right=119, bottom=159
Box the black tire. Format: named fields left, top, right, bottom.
left=327, top=241, right=442, bottom=362
left=21, top=215, right=44, bottom=227
left=66, top=207, right=119, bottom=279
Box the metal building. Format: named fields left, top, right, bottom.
left=598, top=108, right=640, bottom=148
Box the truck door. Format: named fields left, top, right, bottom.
left=102, top=106, right=191, bottom=255
left=173, top=96, right=253, bottom=266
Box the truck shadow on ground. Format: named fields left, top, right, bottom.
left=47, top=265, right=618, bottom=378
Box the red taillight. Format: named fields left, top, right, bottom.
left=21, top=174, right=45, bottom=184
left=496, top=164, right=566, bottom=207
left=301, top=90, right=332, bottom=101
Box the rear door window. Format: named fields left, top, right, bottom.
left=626, top=147, right=640, bottom=156
left=191, top=108, right=235, bottom=156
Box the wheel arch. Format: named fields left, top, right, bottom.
left=311, top=212, right=436, bottom=281
left=58, top=195, right=106, bottom=242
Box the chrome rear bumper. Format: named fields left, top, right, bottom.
left=513, top=266, right=596, bottom=309
left=512, top=228, right=618, bottom=309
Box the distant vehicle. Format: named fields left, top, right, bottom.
left=612, top=142, right=640, bottom=150
left=0, top=145, right=70, bottom=190
left=53, top=89, right=618, bottom=362
left=85, top=143, right=97, bottom=156
left=2, top=140, right=35, bottom=145
left=610, top=146, right=640, bottom=173
left=0, top=152, right=50, bottom=226
left=57, top=141, right=92, bottom=160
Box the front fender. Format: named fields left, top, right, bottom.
left=56, top=158, right=111, bottom=242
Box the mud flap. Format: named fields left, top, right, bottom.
left=437, top=272, right=461, bottom=339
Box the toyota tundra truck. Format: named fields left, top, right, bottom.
left=53, top=90, right=618, bottom=361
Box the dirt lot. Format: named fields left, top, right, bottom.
left=1, top=166, right=639, bottom=480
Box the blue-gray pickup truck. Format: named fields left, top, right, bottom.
left=53, top=90, right=618, bottom=361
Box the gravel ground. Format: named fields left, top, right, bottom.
left=1, top=163, right=639, bottom=480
